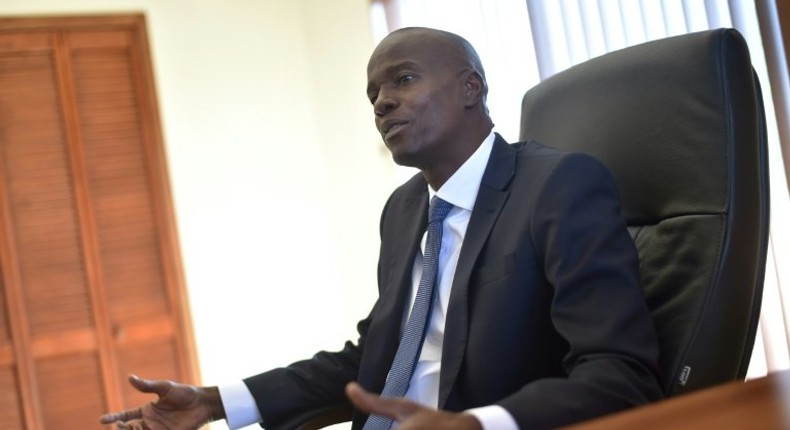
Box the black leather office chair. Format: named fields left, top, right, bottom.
left=274, top=28, right=770, bottom=429
left=520, top=28, right=769, bottom=396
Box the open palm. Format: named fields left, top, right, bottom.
left=100, top=375, right=217, bottom=430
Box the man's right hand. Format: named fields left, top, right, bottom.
left=100, top=375, right=224, bottom=430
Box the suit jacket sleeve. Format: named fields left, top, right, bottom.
left=241, top=309, right=369, bottom=428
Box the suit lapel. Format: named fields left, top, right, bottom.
left=439, top=135, right=516, bottom=407
left=364, top=178, right=429, bottom=393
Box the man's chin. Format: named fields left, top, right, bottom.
left=389, top=151, right=419, bottom=168
left=385, top=140, right=426, bottom=169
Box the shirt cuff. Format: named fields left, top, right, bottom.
left=466, top=405, right=519, bottom=430
left=217, top=381, right=263, bottom=429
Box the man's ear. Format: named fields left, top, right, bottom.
left=462, top=70, right=485, bottom=108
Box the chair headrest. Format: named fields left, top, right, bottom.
left=520, top=29, right=760, bottom=224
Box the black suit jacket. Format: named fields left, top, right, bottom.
left=246, top=135, right=663, bottom=429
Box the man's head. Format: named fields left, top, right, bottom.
left=366, top=27, right=493, bottom=188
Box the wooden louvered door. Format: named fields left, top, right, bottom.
left=0, top=15, right=197, bottom=429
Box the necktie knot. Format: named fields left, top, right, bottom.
left=429, top=197, right=453, bottom=225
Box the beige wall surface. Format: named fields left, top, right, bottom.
left=0, top=0, right=391, bottom=420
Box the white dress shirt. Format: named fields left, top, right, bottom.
left=220, top=131, right=518, bottom=430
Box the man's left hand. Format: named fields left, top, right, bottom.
left=345, top=383, right=483, bottom=430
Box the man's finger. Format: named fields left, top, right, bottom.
left=99, top=408, right=142, bottom=424
left=128, top=374, right=172, bottom=397
left=345, top=382, right=421, bottom=422
left=116, top=420, right=144, bottom=430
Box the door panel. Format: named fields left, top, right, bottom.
left=0, top=15, right=196, bottom=429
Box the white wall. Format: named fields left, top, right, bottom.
left=0, top=0, right=391, bottom=416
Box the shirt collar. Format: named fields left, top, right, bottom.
left=428, top=130, right=496, bottom=212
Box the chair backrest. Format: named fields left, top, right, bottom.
left=520, top=28, right=770, bottom=397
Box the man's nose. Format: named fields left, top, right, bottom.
left=374, top=92, right=398, bottom=117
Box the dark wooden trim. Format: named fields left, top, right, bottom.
left=775, top=0, right=790, bottom=71
left=755, top=0, right=790, bottom=194
left=775, top=0, right=790, bottom=194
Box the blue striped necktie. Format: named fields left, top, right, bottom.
left=363, top=196, right=454, bottom=430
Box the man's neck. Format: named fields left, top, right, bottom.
left=423, top=127, right=495, bottom=191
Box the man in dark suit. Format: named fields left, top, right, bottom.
left=101, top=27, right=662, bottom=430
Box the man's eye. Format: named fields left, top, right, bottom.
left=398, top=74, right=414, bottom=84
